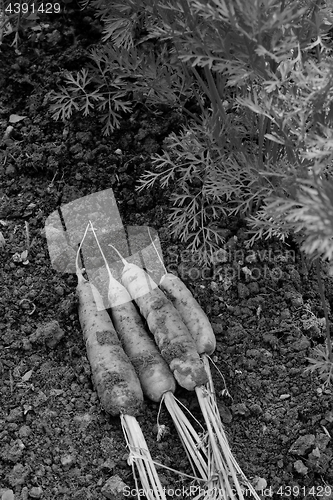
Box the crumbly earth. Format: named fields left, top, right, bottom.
left=1, top=7, right=333, bottom=500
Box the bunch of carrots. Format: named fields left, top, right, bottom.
left=75, top=222, right=260, bottom=500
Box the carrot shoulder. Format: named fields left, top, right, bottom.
left=77, top=276, right=143, bottom=417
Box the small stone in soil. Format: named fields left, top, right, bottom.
left=29, top=486, right=43, bottom=498
left=101, top=475, right=128, bottom=499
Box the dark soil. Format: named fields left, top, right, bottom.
left=1, top=7, right=333, bottom=500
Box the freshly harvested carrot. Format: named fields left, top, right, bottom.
left=107, top=243, right=208, bottom=391
left=147, top=229, right=216, bottom=356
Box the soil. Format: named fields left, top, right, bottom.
left=1, top=6, right=333, bottom=500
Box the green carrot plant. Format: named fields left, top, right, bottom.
left=136, top=0, right=333, bottom=260
left=49, top=35, right=194, bottom=135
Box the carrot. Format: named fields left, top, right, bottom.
left=146, top=229, right=216, bottom=356
left=107, top=243, right=208, bottom=391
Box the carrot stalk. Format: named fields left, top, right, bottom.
left=162, top=392, right=208, bottom=480
left=121, top=415, right=167, bottom=500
